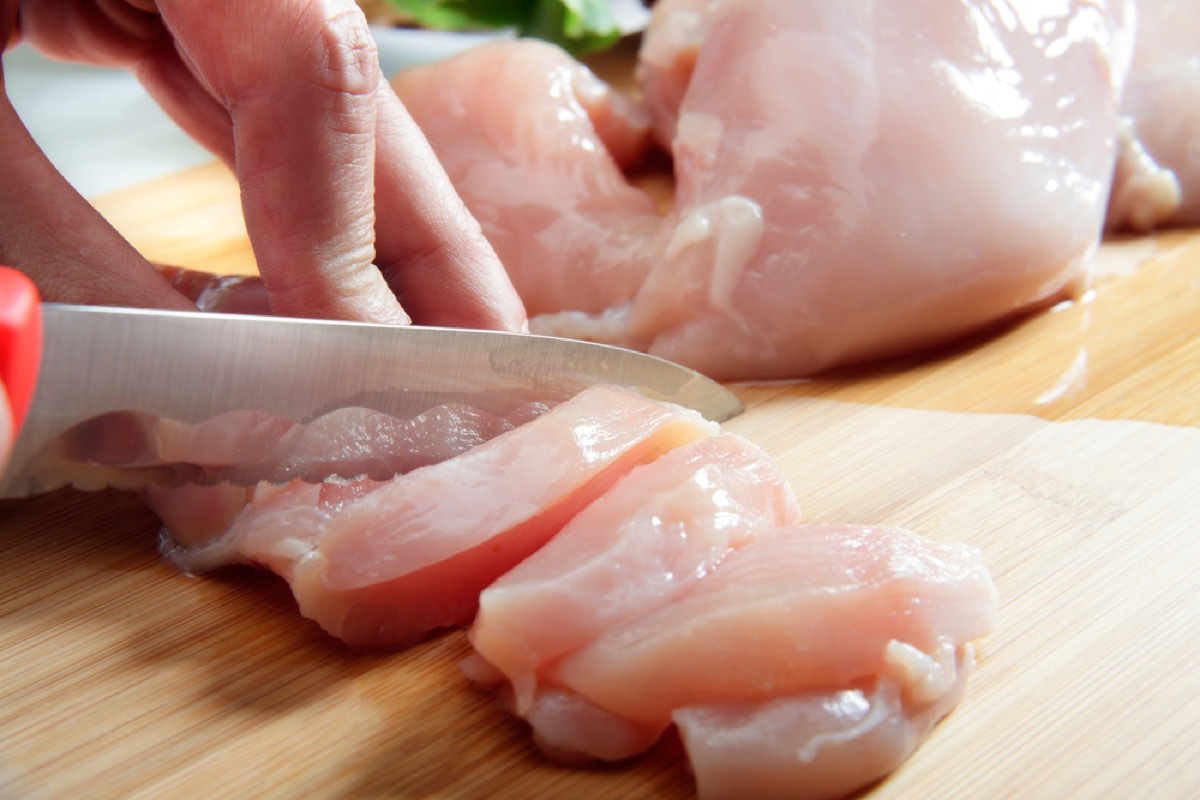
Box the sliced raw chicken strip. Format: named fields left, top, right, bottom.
left=141, top=401, right=547, bottom=548
left=70, top=402, right=540, bottom=484
left=151, top=385, right=717, bottom=646
left=466, top=487, right=996, bottom=791
left=552, top=523, right=997, bottom=727
left=468, top=433, right=802, bottom=713
left=674, top=640, right=974, bottom=800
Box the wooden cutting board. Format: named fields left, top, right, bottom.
left=2, top=161, right=1199, bottom=800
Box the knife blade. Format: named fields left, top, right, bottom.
left=0, top=298, right=742, bottom=498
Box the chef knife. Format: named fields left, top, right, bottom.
left=0, top=268, right=742, bottom=498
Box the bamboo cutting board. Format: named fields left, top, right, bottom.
left=2, top=161, right=1199, bottom=800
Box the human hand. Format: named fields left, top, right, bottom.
left=1, top=0, right=526, bottom=330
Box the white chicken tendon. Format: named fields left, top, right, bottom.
left=394, top=0, right=1134, bottom=380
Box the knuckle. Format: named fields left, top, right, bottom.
left=306, top=0, right=379, bottom=99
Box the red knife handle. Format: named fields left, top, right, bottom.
left=0, top=266, right=43, bottom=439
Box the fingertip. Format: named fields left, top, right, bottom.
left=491, top=282, right=530, bottom=333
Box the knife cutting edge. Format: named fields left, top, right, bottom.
left=0, top=267, right=742, bottom=498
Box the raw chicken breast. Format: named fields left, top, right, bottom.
left=674, top=640, right=973, bottom=800
left=152, top=385, right=717, bottom=646
left=468, top=433, right=802, bottom=714
left=391, top=40, right=660, bottom=317
left=1108, top=0, right=1200, bottom=230
left=552, top=524, right=997, bottom=725
left=633, top=0, right=713, bottom=147
left=77, top=402, right=540, bottom=485
left=490, top=683, right=668, bottom=764
left=142, top=379, right=996, bottom=793
left=396, top=0, right=1133, bottom=379
left=466, top=503, right=997, bottom=796
left=543, top=0, right=1134, bottom=378
left=141, top=402, right=547, bottom=548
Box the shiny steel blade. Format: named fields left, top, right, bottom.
left=1, top=304, right=742, bottom=497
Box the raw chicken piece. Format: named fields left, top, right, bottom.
left=397, top=0, right=1133, bottom=379
left=227, top=402, right=548, bottom=485
left=673, top=640, right=974, bottom=800
left=63, top=409, right=295, bottom=473
left=545, top=0, right=1134, bottom=377
left=552, top=524, right=997, bottom=726
left=467, top=513, right=996, bottom=794
left=391, top=40, right=661, bottom=317
left=134, top=400, right=546, bottom=548
left=468, top=433, right=802, bottom=715
left=66, top=402, right=539, bottom=486
left=1108, top=0, right=1200, bottom=231
left=158, top=265, right=269, bottom=315
left=497, top=683, right=668, bottom=764
left=633, top=0, right=712, bottom=147
left=151, top=385, right=717, bottom=646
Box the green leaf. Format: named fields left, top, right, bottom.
left=524, top=0, right=621, bottom=56
left=384, top=0, right=624, bottom=56
left=386, top=0, right=534, bottom=31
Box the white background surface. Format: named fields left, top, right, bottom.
left=6, top=44, right=210, bottom=198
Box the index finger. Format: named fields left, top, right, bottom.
left=157, top=0, right=409, bottom=323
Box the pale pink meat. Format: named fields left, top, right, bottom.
left=142, top=383, right=997, bottom=793
left=633, top=0, right=712, bottom=147
left=544, top=0, right=1133, bottom=377
left=674, top=641, right=974, bottom=800
left=395, top=0, right=1132, bottom=379
left=551, top=524, right=997, bottom=726
left=466, top=506, right=997, bottom=794
left=509, top=684, right=667, bottom=764
left=151, top=385, right=717, bottom=646
left=391, top=41, right=660, bottom=318
left=1108, top=0, right=1200, bottom=231
left=158, top=265, right=269, bottom=315
left=67, top=409, right=295, bottom=471
left=468, top=433, right=802, bottom=713
left=54, top=402, right=544, bottom=493
left=245, top=403, right=543, bottom=484
left=141, top=402, right=546, bottom=548
left=144, top=403, right=533, bottom=479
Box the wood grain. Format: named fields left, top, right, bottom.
left=3, top=159, right=1199, bottom=799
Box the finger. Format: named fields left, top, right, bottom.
left=372, top=83, right=527, bottom=331
left=0, top=90, right=195, bottom=310
left=14, top=0, right=163, bottom=65
left=134, top=37, right=236, bottom=165
left=156, top=0, right=409, bottom=324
